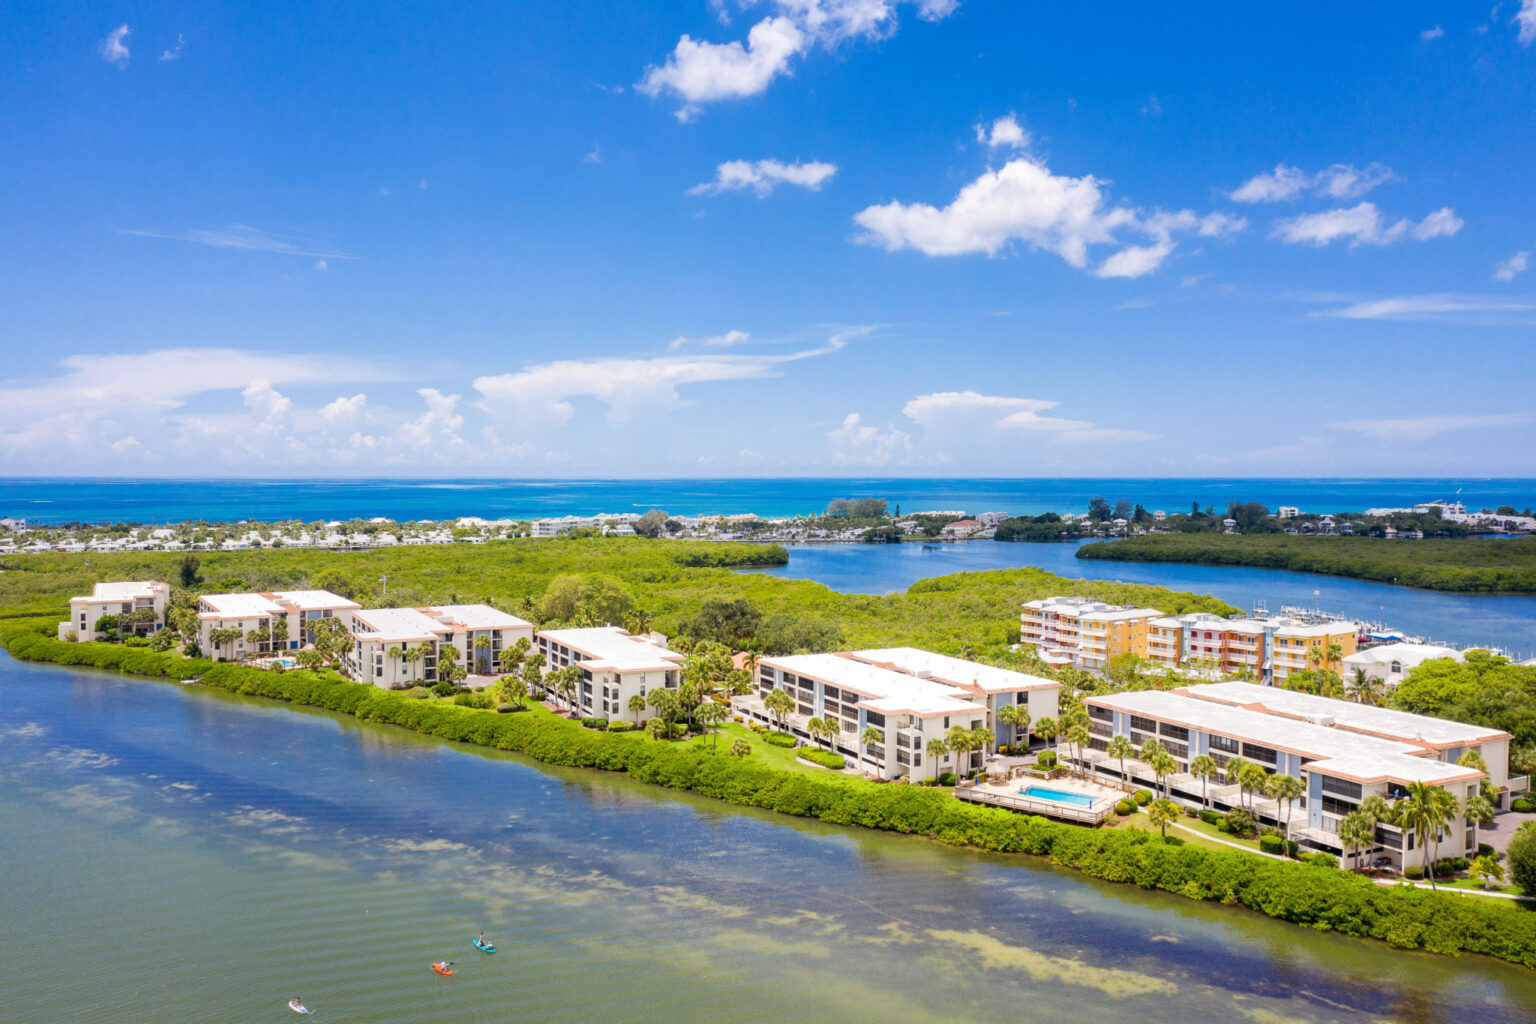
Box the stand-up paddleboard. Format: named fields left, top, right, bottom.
left=432, top=961, right=454, bottom=976
left=289, top=998, right=310, bottom=1014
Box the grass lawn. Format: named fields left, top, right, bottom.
left=1437, top=876, right=1520, bottom=896
left=1111, top=809, right=1270, bottom=856
left=684, top=720, right=885, bottom=787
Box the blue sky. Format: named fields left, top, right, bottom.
left=3, top=1, right=1535, bottom=478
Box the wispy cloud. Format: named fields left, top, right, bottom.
left=668, top=329, right=752, bottom=350
left=1229, top=162, right=1398, bottom=203
left=100, top=24, right=130, bottom=67
left=1420, top=25, right=1445, bottom=40
left=1313, top=293, right=1536, bottom=321
left=1494, top=251, right=1530, bottom=282
left=901, top=390, right=1157, bottom=442
left=1518, top=0, right=1536, bottom=45
left=120, top=224, right=356, bottom=260
left=474, top=329, right=860, bottom=424
left=688, top=158, right=837, bottom=197
left=1272, top=203, right=1461, bottom=247
left=1333, top=413, right=1533, bottom=441
left=160, top=34, right=185, bottom=61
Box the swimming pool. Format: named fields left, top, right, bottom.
left=1018, top=785, right=1096, bottom=808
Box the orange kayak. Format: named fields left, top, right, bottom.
left=432, top=961, right=454, bottom=976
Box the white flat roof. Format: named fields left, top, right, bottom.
left=1177, top=681, right=1508, bottom=748
left=538, top=627, right=683, bottom=672
left=73, top=580, right=167, bottom=604
left=351, top=607, right=446, bottom=643
left=765, top=653, right=988, bottom=718
left=1088, top=690, right=1423, bottom=761
left=199, top=592, right=284, bottom=618
left=848, top=647, right=1059, bottom=694
left=423, top=604, right=532, bottom=631
left=1343, top=643, right=1461, bottom=665
left=270, top=590, right=361, bottom=611
left=1304, top=752, right=1480, bottom=787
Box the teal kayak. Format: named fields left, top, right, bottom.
left=473, top=939, right=497, bottom=953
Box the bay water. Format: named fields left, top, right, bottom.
left=3, top=654, right=1535, bottom=1022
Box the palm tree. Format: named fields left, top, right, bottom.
left=499, top=673, right=527, bottom=710
left=627, top=693, right=646, bottom=724
left=1188, top=754, right=1218, bottom=809
left=764, top=689, right=795, bottom=733
left=1264, top=773, right=1305, bottom=837
left=697, top=700, right=729, bottom=751
left=1358, top=793, right=1392, bottom=827
left=1325, top=641, right=1344, bottom=671
left=925, top=737, right=949, bottom=780
left=1464, top=793, right=1495, bottom=832
left=1338, top=811, right=1375, bottom=870
left=1221, top=755, right=1248, bottom=799
left=1032, top=716, right=1058, bottom=753
left=1345, top=667, right=1382, bottom=706
left=861, top=726, right=884, bottom=759
left=645, top=716, right=670, bottom=741
left=385, top=644, right=402, bottom=680
left=1237, top=763, right=1268, bottom=814
left=1065, top=723, right=1088, bottom=774
left=1147, top=796, right=1180, bottom=840
left=1106, top=735, right=1135, bottom=787
left=729, top=737, right=752, bottom=758
left=1393, top=781, right=1458, bottom=887
left=473, top=635, right=492, bottom=674
left=556, top=667, right=579, bottom=713
left=1150, top=751, right=1178, bottom=798
left=1471, top=854, right=1505, bottom=890
left=947, top=725, right=977, bottom=779
left=807, top=717, right=830, bottom=750
left=996, top=703, right=1030, bottom=747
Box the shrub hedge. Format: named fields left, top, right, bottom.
left=1115, top=799, right=1134, bottom=816
left=1133, top=790, right=1152, bottom=806
left=1513, top=798, right=1533, bottom=813
left=607, top=720, right=636, bottom=732
left=1259, top=835, right=1285, bottom=855
left=8, top=616, right=1536, bottom=969
left=580, top=717, right=610, bottom=730
left=799, top=748, right=845, bottom=769
left=761, top=731, right=797, bottom=748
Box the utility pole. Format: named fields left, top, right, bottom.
left=380, top=575, right=388, bottom=600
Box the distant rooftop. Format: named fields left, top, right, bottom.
left=423, top=603, right=532, bottom=632
left=847, top=647, right=1059, bottom=694
left=352, top=607, right=447, bottom=643
left=538, top=626, right=683, bottom=672
left=73, top=580, right=168, bottom=604
left=765, top=652, right=988, bottom=718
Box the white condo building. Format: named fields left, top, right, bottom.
left=345, top=604, right=535, bottom=688
left=733, top=648, right=1060, bottom=781
left=1341, top=642, right=1462, bottom=691
left=1072, top=682, right=1511, bottom=870
left=197, top=590, right=361, bottom=661
left=58, top=580, right=170, bottom=640
left=535, top=627, right=685, bottom=721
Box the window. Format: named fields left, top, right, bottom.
left=1243, top=743, right=1278, bottom=766
left=824, top=686, right=841, bottom=702
left=1087, top=705, right=1111, bottom=722
left=1130, top=715, right=1158, bottom=733
left=865, top=711, right=885, bottom=728
left=1320, top=776, right=1362, bottom=800
left=1160, top=723, right=1189, bottom=742
left=1390, top=661, right=1402, bottom=674
left=1208, top=734, right=1239, bottom=755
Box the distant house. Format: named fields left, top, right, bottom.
left=939, top=519, right=983, bottom=539
left=1343, top=642, right=1462, bottom=690
left=1318, top=517, right=1337, bottom=535
left=1222, top=518, right=1238, bottom=534
left=0, top=516, right=25, bottom=532
left=1277, top=506, right=1299, bottom=519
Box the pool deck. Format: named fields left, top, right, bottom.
left=955, top=774, right=1121, bottom=825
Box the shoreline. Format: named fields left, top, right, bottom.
left=5, top=617, right=1535, bottom=970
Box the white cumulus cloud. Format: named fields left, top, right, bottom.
left=101, top=24, right=130, bottom=66
left=854, top=154, right=1240, bottom=279
left=1494, top=251, right=1530, bottom=281
left=975, top=114, right=1030, bottom=151
left=320, top=394, right=368, bottom=421
left=639, top=1, right=958, bottom=119
left=1518, top=0, right=1536, bottom=45
left=1421, top=25, right=1444, bottom=40
left=1272, top=202, right=1462, bottom=247
left=689, top=159, right=838, bottom=196
left=827, top=412, right=912, bottom=466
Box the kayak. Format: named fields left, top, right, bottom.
left=432, top=961, right=454, bottom=976
left=473, top=940, right=497, bottom=954
left=288, top=999, right=310, bottom=1014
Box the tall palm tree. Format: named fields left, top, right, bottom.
left=1264, top=773, right=1305, bottom=837
left=924, top=737, right=948, bottom=780
left=1464, top=793, right=1495, bottom=832
left=1358, top=793, right=1392, bottom=827
left=807, top=717, right=832, bottom=750
left=1032, top=716, right=1059, bottom=754
left=1338, top=811, right=1374, bottom=870
left=861, top=726, right=884, bottom=758
left=1066, top=723, right=1090, bottom=775
left=1188, top=754, right=1218, bottom=810
left=697, top=700, right=729, bottom=751
left=764, top=689, right=795, bottom=733
left=996, top=703, right=1030, bottom=747
left=947, top=725, right=977, bottom=778
left=1325, top=642, right=1344, bottom=671
left=1393, top=782, right=1458, bottom=887
left=1237, top=763, right=1268, bottom=814
left=1106, top=735, right=1135, bottom=787
left=1150, top=751, right=1178, bottom=798
left=473, top=635, right=492, bottom=674
left=627, top=693, right=646, bottom=724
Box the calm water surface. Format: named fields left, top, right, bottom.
left=754, top=541, right=1536, bottom=657
left=3, top=653, right=1535, bottom=1022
